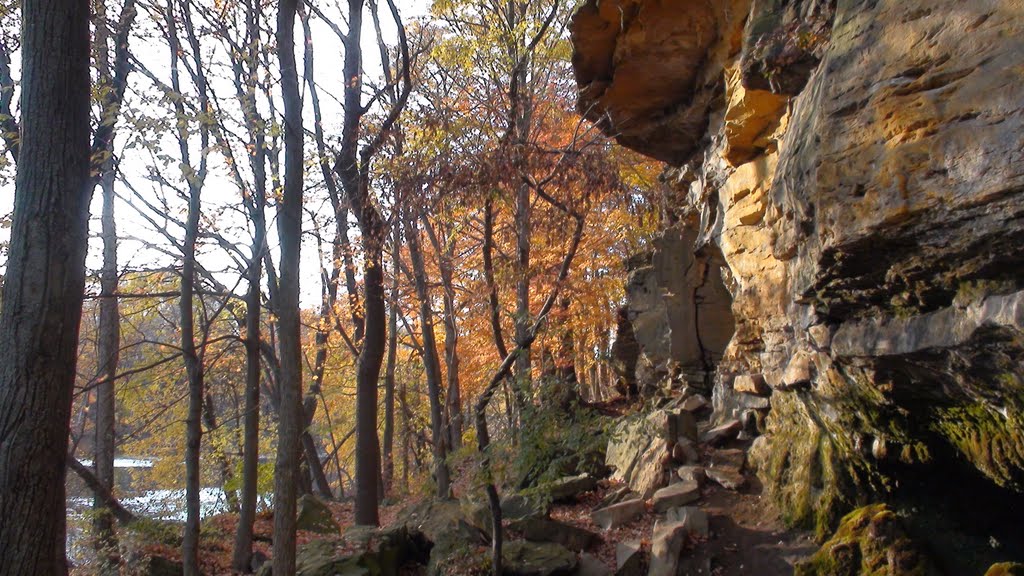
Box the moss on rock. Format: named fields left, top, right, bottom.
left=749, top=390, right=880, bottom=539
left=931, top=403, right=1024, bottom=491
left=795, top=504, right=932, bottom=576
left=986, top=563, right=1024, bottom=576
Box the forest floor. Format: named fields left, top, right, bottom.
left=142, top=468, right=815, bottom=576
left=126, top=397, right=817, bottom=575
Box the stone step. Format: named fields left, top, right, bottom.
left=592, top=498, right=646, bottom=530
left=651, top=481, right=701, bottom=513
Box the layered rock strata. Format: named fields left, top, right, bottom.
left=573, top=0, right=1024, bottom=567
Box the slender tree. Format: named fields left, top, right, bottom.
left=0, top=0, right=92, bottom=572
left=404, top=211, right=452, bottom=498
left=334, top=0, right=411, bottom=526
left=90, top=0, right=137, bottom=570
left=272, top=0, right=305, bottom=569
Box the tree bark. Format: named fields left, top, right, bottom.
left=93, top=158, right=121, bottom=575
left=231, top=2, right=268, bottom=569
left=423, top=218, right=463, bottom=451
left=166, top=1, right=210, bottom=571
left=0, top=0, right=91, bottom=571
left=404, top=215, right=452, bottom=499
left=382, top=221, right=400, bottom=498
left=273, top=0, right=305, bottom=570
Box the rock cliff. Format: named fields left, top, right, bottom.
left=573, top=0, right=1024, bottom=568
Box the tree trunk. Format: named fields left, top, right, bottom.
left=404, top=216, right=452, bottom=499
left=354, top=233, right=385, bottom=524
left=179, top=169, right=205, bottom=576
left=272, top=0, right=305, bottom=570
left=423, top=219, right=462, bottom=451
left=231, top=2, right=268, bottom=566
left=232, top=200, right=263, bottom=571
left=166, top=1, right=210, bottom=571
left=0, top=0, right=91, bottom=571
left=93, top=161, right=121, bottom=574
left=382, top=222, right=400, bottom=498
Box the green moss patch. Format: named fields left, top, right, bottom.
left=795, top=504, right=931, bottom=576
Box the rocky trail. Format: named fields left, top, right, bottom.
left=162, top=390, right=823, bottom=576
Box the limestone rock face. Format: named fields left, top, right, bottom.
left=616, top=228, right=736, bottom=395
left=570, top=0, right=750, bottom=164
left=573, top=0, right=1024, bottom=561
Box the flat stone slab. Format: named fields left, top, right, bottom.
left=700, top=420, right=741, bottom=446
left=665, top=506, right=709, bottom=537
left=651, top=481, right=700, bottom=513
left=705, top=467, right=746, bottom=490
left=676, top=465, right=706, bottom=487
left=709, top=449, right=745, bottom=471
left=615, top=541, right=645, bottom=576
left=577, top=552, right=611, bottom=576
left=592, top=498, right=646, bottom=530
left=510, top=517, right=599, bottom=552
left=680, top=395, right=709, bottom=413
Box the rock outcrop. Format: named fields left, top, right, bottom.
left=572, top=0, right=1024, bottom=569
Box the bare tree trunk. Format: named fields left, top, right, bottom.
left=337, top=0, right=409, bottom=526
left=166, top=1, right=211, bottom=571
left=0, top=0, right=91, bottom=571
left=232, top=194, right=264, bottom=571
left=382, top=222, right=401, bottom=498
left=404, top=215, right=452, bottom=499
left=231, top=2, right=268, bottom=568
left=423, top=219, right=462, bottom=451
left=93, top=162, right=121, bottom=575
left=273, top=0, right=304, bottom=569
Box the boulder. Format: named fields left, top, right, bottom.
left=510, top=517, right=599, bottom=552
left=665, top=506, right=709, bottom=538
left=733, top=374, right=769, bottom=396
left=667, top=409, right=698, bottom=443
left=544, top=473, right=600, bottom=503
left=651, top=481, right=701, bottom=513
left=987, top=564, right=1024, bottom=576
left=257, top=527, right=431, bottom=576
left=648, top=521, right=691, bottom=576
left=592, top=499, right=646, bottom=530
left=502, top=541, right=578, bottom=576
left=779, top=352, right=814, bottom=392
left=296, top=494, right=340, bottom=534
left=501, top=493, right=549, bottom=522
left=795, top=504, right=933, bottom=576
left=671, top=439, right=699, bottom=465
left=705, top=468, right=746, bottom=491
left=676, top=466, right=706, bottom=487
left=615, top=541, right=645, bottom=576
left=575, top=553, right=611, bottom=576
left=700, top=421, right=741, bottom=446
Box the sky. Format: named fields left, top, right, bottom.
left=0, top=0, right=433, bottom=308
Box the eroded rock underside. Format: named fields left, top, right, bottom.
left=573, top=0, right=1024, bottom=570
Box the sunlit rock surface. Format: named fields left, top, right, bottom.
left=573, top=0, right=1024, bottom=570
